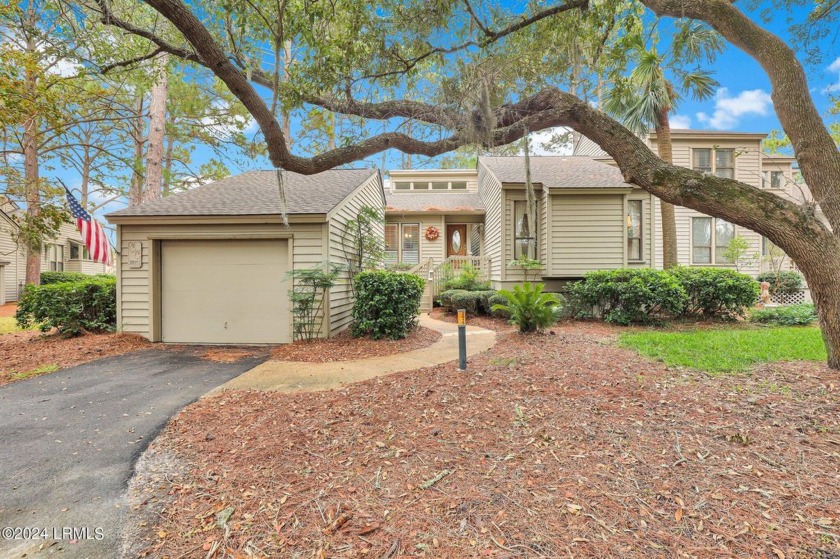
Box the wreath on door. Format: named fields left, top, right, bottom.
left=425, top=225, right=440, bottom=241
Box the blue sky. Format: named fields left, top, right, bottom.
left=71, top=2, right=840, bottom=219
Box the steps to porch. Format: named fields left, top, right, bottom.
left=398, top=256, right=491, bottom=313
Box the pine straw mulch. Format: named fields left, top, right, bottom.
left=138, top=325, right=839, bottom=559
left=0, top=329, right=151, bottom=386
left=269, top=327, right=441, bottom=362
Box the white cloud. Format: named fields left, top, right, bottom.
left=696, top=88, right=773, bottom=130
left=822, top=57, right=840, bottom=94
left=669, top=114, right=692, bottom=129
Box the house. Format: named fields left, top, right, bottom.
left=385, top=130, right=807, bottom=297
left=105, top=169, right=384, bottom=344
left=0, top=198, right=111, bottom=305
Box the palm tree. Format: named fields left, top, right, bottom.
left=604, top=20, right=722, bottom=269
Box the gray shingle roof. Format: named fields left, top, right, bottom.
left=106, top=169, right=379, bottom=218
left=384, top=191, right=485, bottom=213
left=479, top=156, right=629, bottom=189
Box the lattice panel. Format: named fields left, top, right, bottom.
left=771, top=290, right=806, bottom=305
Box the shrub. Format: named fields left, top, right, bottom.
left=671, top=267, right=759, bottom=318
left=492, top=282, right=562, bottom=333
left=487, top=293, right=512, bottom=319
left=440, top=289, right=497, bottom=315
left=40, top=271, right=88, bottom=285
left=750, top=303, right=818, bottom=326
left=16, top=277, right=117, bottom=336
left=756, top=271, right=804, bottom=295
left=442, top=263, right=490, bottom=291
left=568, top=269, right=687, bottom=325
left=351, top=271, right=425, bottom=340
left=385, top=262, right=416, bottom=272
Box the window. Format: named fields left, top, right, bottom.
left=693, top=148, right=734, bottom=178
left=401, top=224, right=420, bottom=264
left=626, top=200, right=643, bottom=261
left=69, top=241, right=89, bottom=260
left=385, top=223, right=420, bottom=264
left=513, top=200, right=537, bottom=259
left=47, top=244, right=64, bottom=271
left=384, top=223, right=399, bottom=263
left=762, top=236, right=780, bottom=256
left=392, top=180, right=469, bottom=191
left=715, top=149, right=734, bottom=179
left=692, top=217, right=735, bottom=264
left=761, top=171, right=784, bottom=189
left=692, top=148, right=712, bottom=174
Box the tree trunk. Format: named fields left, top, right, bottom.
left=23, top=21, right=41, bottom=286
left=143, top=53, right=168, bottom=202
left=23, top=114, right=41, bottom=286
left=128, top=93, right=145, bottom=207
left=654, top=108, right=678, bottom=269
left=163, top=133, right=174, bottom=196
left=799, top=259, right=840, bottom=369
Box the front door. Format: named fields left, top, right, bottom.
left=446, top=225, right=467, bottom=257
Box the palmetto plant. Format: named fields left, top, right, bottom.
left=604, top=20, right=723, bottom=269
left=491, top=282, right=562, bottom=333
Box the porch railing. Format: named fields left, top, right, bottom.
left=429, top=255, right=491, bottom=301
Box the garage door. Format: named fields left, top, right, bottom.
left=160, top=240, right=290, bottom=344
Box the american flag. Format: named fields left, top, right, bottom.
left=64, top=187, right=113, bottom=266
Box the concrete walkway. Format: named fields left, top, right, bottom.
left=207, top=315, right=496, bottom=394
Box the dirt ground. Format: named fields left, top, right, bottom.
left=270, top=326, right=441, bottom=362
left=0, top=330, right=151, bottom=386
left=136, top=321, right=839, bottom=559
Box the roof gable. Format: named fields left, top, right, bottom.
left=479, top=156, right=629, bottom=189
left=106, top=169, right=379, bottom=219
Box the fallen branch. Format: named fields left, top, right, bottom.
left=322, top=511, right=353, bottom=535
left=420, top=469, right=452, bottom=489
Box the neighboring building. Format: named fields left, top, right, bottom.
left=105, top=169, right=384, bottom=344
left=0, top=198, right=111, bottom=305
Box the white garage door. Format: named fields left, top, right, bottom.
left=160, top=240, right=290, bottom=344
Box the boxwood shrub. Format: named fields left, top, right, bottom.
left=671, top=267, right=759, bottom=318
left=568, top=269, right=687, bottom=325
left=16, top=277, right=117, bottom=336
left=351, top=271, right=425, bottom=339
left=40, top=271, right=115, bottom=285
left=756, top=271, right=804, bottom=295
left=439, top=289, right=497, bottom=315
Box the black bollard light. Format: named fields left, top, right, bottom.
left=457, top=308, right=467, bottom=370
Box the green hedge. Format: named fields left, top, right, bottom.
left=671, top=267, right=759, bottom=318
left=750, top=303, right=817, bottom=326
left=351, top=271, right=425, bottom=339
left=756, top=271, right=804, bottom=295
left=40, top=271, right=115, bottom=285
left=16, top=277, right=117, bottom=336
left=568, top=269, right=687, bottom=325
left=439, top=289, right=497, bottom=315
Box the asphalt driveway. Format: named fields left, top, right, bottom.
left=0, top=348, right=267, bottom=559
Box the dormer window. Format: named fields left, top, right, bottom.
left=390, top=179, right=470, bottom=191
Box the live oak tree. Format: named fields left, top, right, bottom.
left=80, top=0, right=840, bottom=368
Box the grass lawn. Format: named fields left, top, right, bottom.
left=0, top=316, right=21, bottom=334
left=618, top=325, right=826, bottom=373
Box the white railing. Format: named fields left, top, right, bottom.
left=429, top=255, right=491, bottom=301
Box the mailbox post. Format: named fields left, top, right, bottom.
left=457, top=309, right=467, bottom=370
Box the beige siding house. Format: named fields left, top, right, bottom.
left=106, top=169, right=384, bottom=344
left=386, top=129, right=808, bottom=299
left=1, top=199, right=111, bottom=305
